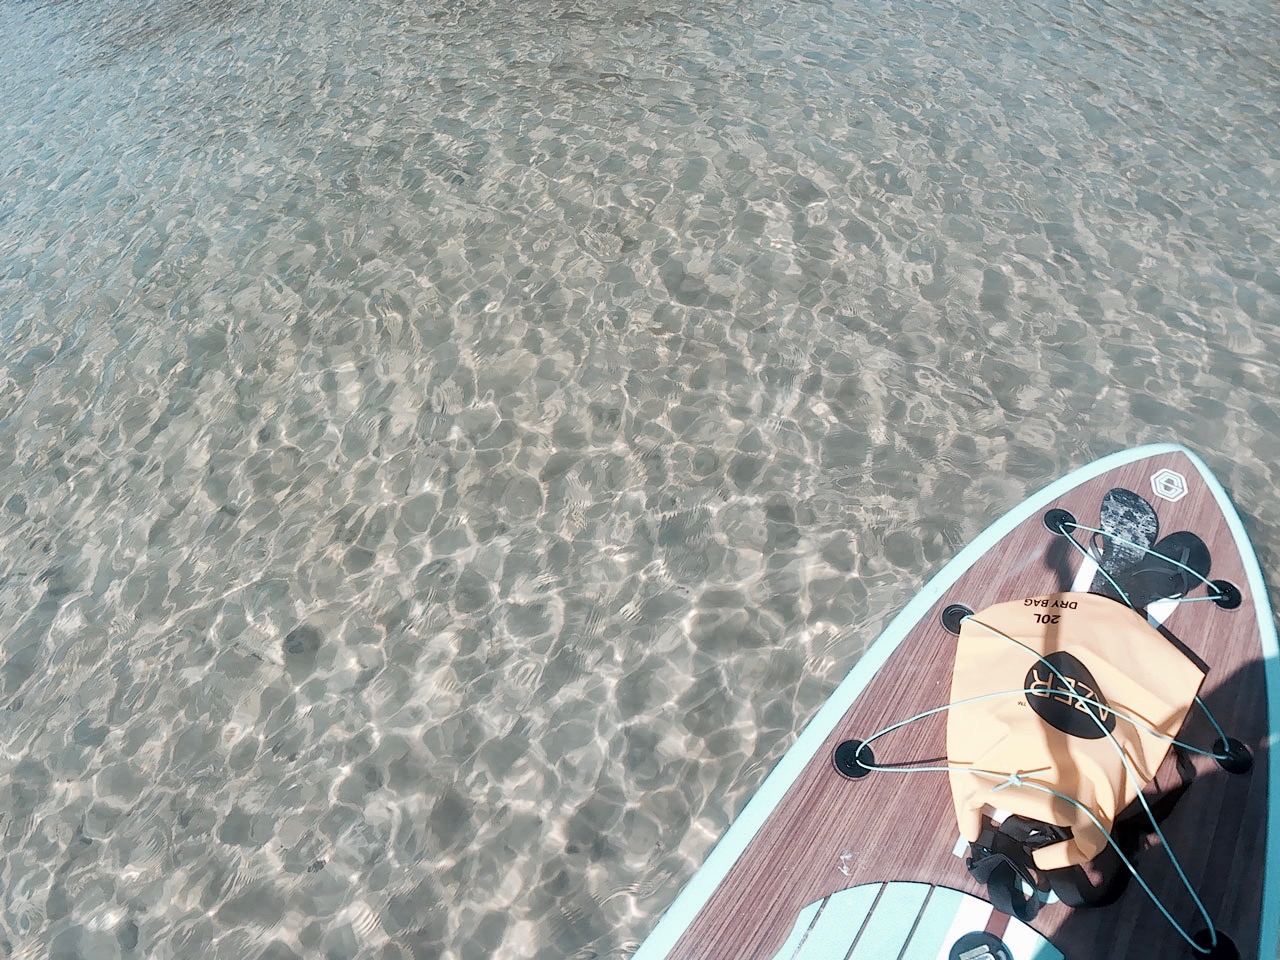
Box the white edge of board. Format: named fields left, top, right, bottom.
left=632, top=442, right=1280, bottom=960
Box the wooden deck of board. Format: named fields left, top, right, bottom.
left=667, top=450, right=1269, bottom=960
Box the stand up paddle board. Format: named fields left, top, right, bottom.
left=633, top=444, right=1278, bottom=960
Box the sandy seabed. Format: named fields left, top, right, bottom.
left=0, top=1, right=1278, bottom=958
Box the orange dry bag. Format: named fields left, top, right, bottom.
left=946, top=592, right=1205, bottom=918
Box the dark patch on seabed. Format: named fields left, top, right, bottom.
left=17, top=0, right=269, bottom=69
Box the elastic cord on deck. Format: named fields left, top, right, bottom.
left=1054, top=520, right=1227, bottom=609
left=1049, top=521, right=1235, bottom=750
left=848, top=614, right=1222, bottom=953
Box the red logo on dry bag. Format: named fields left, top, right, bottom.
left=1024, top=651, right=1116, bottom=739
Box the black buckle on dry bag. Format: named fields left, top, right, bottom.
left=966, top=817, right=1071, bottom=922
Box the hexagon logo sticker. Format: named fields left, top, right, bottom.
left=1150, top=468, right=1188, bottom=502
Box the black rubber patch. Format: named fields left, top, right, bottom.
left=1025, top=652, right=1116, bottom=739
left=1191, top=929, right=1239, bottom=959
left=833, top=740, right=873, bottom=780
left=1213, top=737, right=1253, bottom=775
left=1210, top=580, right=1242, bottom=610
left=941, top=603, right=973, bottom=635
left=1043, top=507, right=1076, bottom=536
left=949, top=931, right=1010, bottom=960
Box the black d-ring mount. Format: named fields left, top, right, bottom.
left=1213, top=738, right=1253, bottom=775
left=1210, top=580, right=1242, bottom=610
left=941, top=604, right=973, bottom=635
left=1043, top=508, right=1077, bottom=536
left=1190, top=929, right=1239, bottom=959
left=833, top=739, right=874, bottom=780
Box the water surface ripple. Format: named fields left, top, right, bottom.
left=1, top=0, right=1278, bottom=958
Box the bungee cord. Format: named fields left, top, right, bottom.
left=1056, top=519, right=1227, bottom=609
left=847, top=515, right=1243, bottom=953
left=851, top=614, right=1220, bottom=952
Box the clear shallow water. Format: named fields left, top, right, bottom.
left=0, top=0, right=1278, bottom=957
